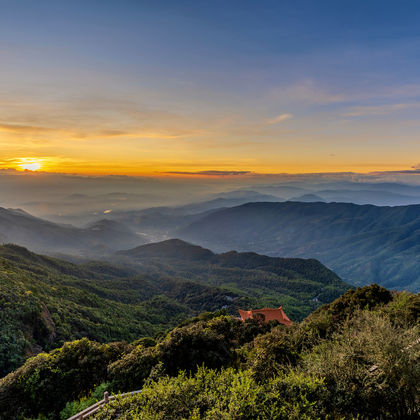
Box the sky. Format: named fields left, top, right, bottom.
left=1, top=0, right=420, bottom=176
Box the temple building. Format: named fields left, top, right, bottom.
left=238, top=306, right=292, bottom=326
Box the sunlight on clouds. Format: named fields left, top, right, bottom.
left=266, top=113, right=293, bottom=124
left=342, top=103, right=416, bottom=117
left=16, top=158, right=43, bottom=171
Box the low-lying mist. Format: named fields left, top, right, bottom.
left=2, top=169, right=420, bottom=226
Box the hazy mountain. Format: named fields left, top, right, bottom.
left=251, top=184, right=310, bottom=198
left=102, top=191, right=283, bottom=242
left=119, top=238, right=215, bottom=260
left=290, top=193, right=326, bottom=202
left=322, top=181, right=420, bottom=195
left=179, top=202, right=420, bottom=291
left=314, top=189, right=420, bottom=206
left=0, top=207, right=146, bottom=255
left=253, top=181, right=420, bottom=205
left=173, top=191, right=283, bottom=214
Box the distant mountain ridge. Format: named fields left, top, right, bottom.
left=0, top=207, right=146, bottom=255
left=116, top=238, right=349, bottom=320
left=178, top=201, right=420, bottom=291
left=118, top=238, right=214, bottom=260
left=119, top=238, right=343, bottom=287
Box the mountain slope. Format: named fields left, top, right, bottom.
left=0, top=241, right=348, bottom=377
left=119, top=238, right=214, bottom=260
left=0, top=244, right=244, bottom=376
left=0, top=207, right=146, bottom=255
left=117, top=239, right=349, bottom=318
left=178, top=201, right=420, bottom=291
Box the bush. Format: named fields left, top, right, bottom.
left=96, top=367, right=329, bottom=420
left=108, top=345, right=160, bottom=392
left=242, top=324, right=311, bottom=381
left=109, top=315, right=276, bottom=392
left=59, top=382, right=110, bottom=419
left=303, top=310, right=420, bottom=418
left=0, top=338, right=130, bottom=419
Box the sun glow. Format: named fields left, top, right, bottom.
left=18, top=159, right=43, bottom=171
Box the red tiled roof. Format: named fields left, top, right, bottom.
left=238, top=306, right=292, bottom=325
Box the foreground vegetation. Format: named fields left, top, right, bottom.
left=0, top=284, right=418, bottom=419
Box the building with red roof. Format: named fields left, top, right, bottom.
left=238, top=306, right=292, bottom=325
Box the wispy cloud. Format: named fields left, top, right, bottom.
left=0, top=94, right=206, bottom=141
left=164, top=170, right=252, bottom=176
left=269, top=79, right=420, bottom=110
left=269, top=80, right=348, bottom=105
left=369, top=169, right=420, bottom=175
left=266, top=113, right=293, bottom=124
left=0, top=123, right=60, bottom=134
left=342, top=103, right=416, bottom=117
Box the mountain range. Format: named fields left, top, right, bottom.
left=0, top=207, right=146, bottom=255
left=1, top=198, right=420, bottom=292
left=178, top=201, right=420, bottom=291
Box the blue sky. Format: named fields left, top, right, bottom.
left=1, top=0, right=420, bottom=175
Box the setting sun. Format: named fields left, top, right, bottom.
left=18, top=159, right=42, bottom=171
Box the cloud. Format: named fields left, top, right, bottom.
left=269, top=79, right=420, bottom=110
left=0, top=123, right=59, bottom=134
left=164, top=170, right=252, bottom=176
left=270, top=80, right=348, bottom=105
left=0, top=120, right=203, bottom=141
left=342, top=103, right=416, bottom=117
left=369, top=169, right=420, bottom=175
left=266, top=113, right=293, bottom=124
left=0, top=94, right=206, bottom=141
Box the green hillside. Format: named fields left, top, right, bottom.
left=116, top=239, right=347, bottom=314
left=0, top=242, right=347, bottom=377
left=0, top=285, right=418, bottom=419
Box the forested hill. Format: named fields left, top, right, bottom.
left=178, top=201, right=420, bottom=291
left=117, top=238, right=348, bottom=317
left=118, top=238, right=342, bottom=289
left=0, top=242, right=348, bottom=377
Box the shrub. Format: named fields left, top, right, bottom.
left=303, top=310, right=420, bottom=418
left=0, top=339, right=130, bottom=419
left=96, top=367, right=329, bottom=420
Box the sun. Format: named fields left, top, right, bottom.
left=18, top=159, right=43, bottom=171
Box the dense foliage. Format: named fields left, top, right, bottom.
left=0, top=284, right=418, bottom=419
left=0, top=243, right=347, bottom=376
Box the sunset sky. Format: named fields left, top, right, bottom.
left=1, top=0, right=420, bottom=176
